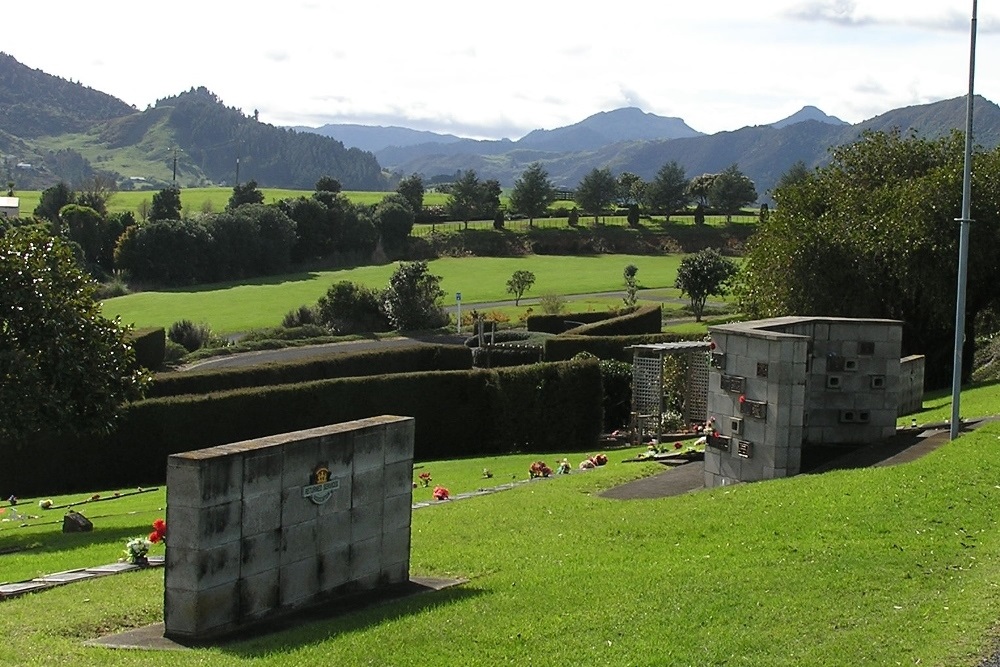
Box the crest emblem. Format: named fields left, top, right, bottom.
left=302, top=463, right=340, bottom=505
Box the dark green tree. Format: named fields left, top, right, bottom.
left=738, top=129, right=1000, bottom=387
left=575, top=167, right=618, bottom=223
left=687, top=173, right=718, bottom=207
left=395, top=173, right=425, bottom=218
left=76, top=173, right=118, bottom=216
left=317, top=281, right=390, bottom=334
left=446, top=170, right=481, bottom=229
left=0, top=228, right=147, bottom=442
left=59, top=204, right=105, bottom=268
left=772, top=160, right=810, bottom=197
left=644, top=161, right=690, bottom=218
left=34, top=182, right=75, bottom=225
left=149, top=186, right=182, bottom=222
left=114, top=218, right=215, bottom=285
left=227, top=179, right=265, bottom=210
left=505, top=270, right=536, bottom=305
left=617, top=172, right=645, bottom=207
left=623, top=264, right=639, bottom=309
left=381, top=261, right=448, bottom=331
left=708, top=164, right=758, bottom=222
left=510, top=163, right=556, bottom=227
left=315, top=176, right=342, bottom=194
left=675, top=248, right=737, bottom=321
left=374, top=193, right=415, bottom=253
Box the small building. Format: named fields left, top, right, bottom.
left=704, top=316, right=906, bottom=488
left=0, top=196, right=19, bottom=218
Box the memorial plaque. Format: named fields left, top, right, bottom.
left=707, top=434, right=731, bottom=452
left=756, top=362, right=769, bottom=378
left=737, top=440, right=753, bottom=459
left=740, top=399, right=767, bottom=421
left=720, top=374, right=746, bottom=394
left=711, top=352, right=727, bottom=370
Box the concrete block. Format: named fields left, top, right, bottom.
left=167, top=455, right=244, bottom=509
left=729, top=335, right=748, bottom=357
left=351, top=501, right=384, bottom=543
left=774, top=446, right=788, bottom=468
left=239, top=569, right=280, bottom=621
left=281, top=521, right=318, bottom=567
left=380, top=560, right=410, bottom=586
left=352, top=466, right=386, bottom=509
left=788, top=447, right=802, bottom=473
left=280, top=484, right=319, bottom=527
left=242, top=450, right=283, bottom=499
left=704, top=451, right=721, bottom=475
left=164, top=580, right=239, bottom=639
left=316, top=509, right=351, bottom=546
left=720, top=455, right=742, bottom=480
left=166, top=502, right=242, bottom=550
left=353, top=430, right=386, bottom=473
left=384, top=493, right=414, bottom=532
left=317, top=430, right=354, bottom=467
left=240, top=529, right=281, bottom=578
left=350, top=535, right=382, bottom=581
left=281, top=438, right=322, bottom=492
left=385, top=419, right=415, bottom=464
left=384, top=460, right=413, bottom=498
left=319, top=544, right=351, bottom=591
left=242, top=493, right=282, bottom=537
left=382, top=525, right=411, bottom=566
left=166, top=542, right=242, bottom=592
left=279, top=555, right=320, bottom=608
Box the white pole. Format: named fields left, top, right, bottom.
left=950, top=0, right=977, bottom=440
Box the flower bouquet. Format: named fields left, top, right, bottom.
left=123, top=536, right=152, bottom=564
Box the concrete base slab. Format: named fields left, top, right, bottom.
left=87, top=576, right=465, bottom=651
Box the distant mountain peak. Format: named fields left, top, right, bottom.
left=771, top=106, right=848, bottom=129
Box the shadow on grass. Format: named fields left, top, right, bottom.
left=0, top=524, right=157, bottom=555
left=214, top=581, right=483, bottom=658
left=161, top=271, right=324, bottom=294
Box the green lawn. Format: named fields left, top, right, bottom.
left=103, top=255, right=688, bottom=334
left=3, top=414, right=1000, bottom=664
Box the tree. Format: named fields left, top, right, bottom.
left=675, top=248, right=737, bottom=321
left=623, top=264, right=639, bottom=309
left=708, top=164, right=758, bottom=222
left=575, top=168, right=618, bottom=223
left=644, top=161, right=690, bottom=218
left=617, top=172, right=645, bottom=207
left=772, top=160, right=810, bottom=197
left=149, top=186, right=182, bottom=222
left=76, top=173, right=118, bottom=216
left=506, top=270, right=536, bottom=305
left=59, top=204, right=105, bottom=268
left=509, top=163, right=556, bottom=226
left=396, top=173, right=425, bottom=218
left=315, top=176, right=342, bottom=194
left=446, top=170, right=482, bottom=229
left=687, top=173, right=718, bottom=207
left=737, top=129, right=1000, bottom=387
left=227, top=179, right=265, bottom=210
left=374, top=193, right=415, bottom=253
left=317, top=281, right=390, bottom=334
left=34, top=182, right=75, bottom=225
left=0, top=228, right=147, bottom=442
left=381, top=261, right=449, bottom=331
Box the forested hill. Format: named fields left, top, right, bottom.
left=0, top=54, right=387, bottom=190
left=151, top=88, right=385, bottom=190
left=0, top=52, right=135, bottom=137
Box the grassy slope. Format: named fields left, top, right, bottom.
left=102, top=255, right=687, bottom=334
left=3, top=417, right=1000, bottom=665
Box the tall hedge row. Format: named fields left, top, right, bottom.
left=129, top=327, right=166, bottom=370
left=0, top=360, right=602, bottom=496
left=562, top=305, right=662, bottom=336
left=543, top=332, right=705, bottom=362
left=147, top=344, right=473, bottom=398
left=526, top=310, right=622, bottom=334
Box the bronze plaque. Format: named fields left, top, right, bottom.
left=737, top=440, right=753, bottom=459
left=720, top=374, right=746, bottom=394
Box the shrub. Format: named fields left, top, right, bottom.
left=382, top=261, right=449, bottom=331
left=129, top=327, right=166, bottom=370
left=540, top=294, right=566, bottom=315
left=317, top=281, right=390, bottom=335
left=527, top=310, right=620, bottom=334
left=168, top=319, right=213, bottom=353
left=544, top=332, right=705, bottom=362
left=163, top=340, right=188, bottom=364
left=282, top=305, right=322, bottom=328
left=567, top=207, right=580, bottom=227
left=94, top=275, right=131, bottom=299
left=562, top=305, right=662, bottom=337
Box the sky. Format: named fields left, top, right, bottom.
left=5, top=1, right=999, bottom=140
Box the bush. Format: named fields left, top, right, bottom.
left=244, top=324, right=331, bottom=342
left=562, top=304, right=662, bottom=337
left=382, top=261, right=449, bottom=331
left=282, top=305, right=322, bottom=328
left=129, top=327, right=166, bottom=370
left=163, top=340, right=188, bottom=364
left=465, top=330, right=538, bottom=348
left=168, top=319, right=214, bottom=353
left=472, top=344, right=542, bottom=368
left=527, top=310, right=622, bottom=334
left=544, top=332, right=705, bottom=362
left=540, top=294, right=566, bottom=315
left=94, top=275, right=130, bottom=299
left=317, top=281, right=390, bottom=334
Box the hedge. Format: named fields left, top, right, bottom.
left=562, top=305, right=663, bottom=336
left=544, top=332, right=706, bottom=362
left=472, top=344, right=544, bottom=368
left=1, top=360, right=602, bottom=496
left=526, top=310, right=623, bottom=334
left=147, top=344, right=473, bottom=398
left=129, top=327, right=166, bottom=370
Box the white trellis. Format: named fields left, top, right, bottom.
left=628, top=341, right=712, bottom=444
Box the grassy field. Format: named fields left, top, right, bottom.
left=2, top=383, right=1000, bottom=665
left=103, top=254, right=690, bottom=334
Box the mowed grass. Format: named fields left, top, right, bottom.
left=103, top=254, right=687, bottom=334
left=4, top=416, right=1000, bottom=664
left=899, top=379, right=1000, bottom=426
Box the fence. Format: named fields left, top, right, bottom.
left=410, top=214, right=760, bottom=237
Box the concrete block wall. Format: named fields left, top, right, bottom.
left=706, top=317, right=903, bottom=487
left=164, top=415, right=414, bottom=641
left=899, top=355, right=926, bottom=416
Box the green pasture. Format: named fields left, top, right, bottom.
left=3, top=393, right=1000, bottom=664
left=103, top=254, right=689, bottom=334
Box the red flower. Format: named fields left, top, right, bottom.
left=432, top=486, right=450, bottom=500
left=674, top=442, right=683, bottom=449
left=739, top=395, right=746, bottom=403
left=149, top=518, right=167, bottom=544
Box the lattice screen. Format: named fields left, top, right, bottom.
left=684, top=351, right=710, bottom=424
left=632, top=353, right=663, bottom=416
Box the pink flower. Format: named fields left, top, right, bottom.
left=674, top=442, right=683, bottom=450
left=432, top=486, right=450, bottom=500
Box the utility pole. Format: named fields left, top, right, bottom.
left=235, top=156, right=240, bottom=187
left=950, top=0, right=977, bottom=440
left=172, top=148, right=177, bottom=185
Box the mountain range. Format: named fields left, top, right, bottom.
left=2, top=51, right=1000, bottom=200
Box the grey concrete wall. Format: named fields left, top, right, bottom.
left=164, top=415, right=414, bottom=641
left=706, top=317, right=903, bottom=487
left=899, top=355, right=925, bottom=416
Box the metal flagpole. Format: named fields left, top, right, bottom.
left=950, top=0, right=978, bottom=440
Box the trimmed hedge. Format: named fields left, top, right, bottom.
left=147, top=344, right=473, bottom=398
left=1, top=360, right=602, bottom=495
left=472, top=344, right=544, bottom=368
left=129, top=327, right=166, bottom=370
left=544, top=332, right=706, bottom=362
left=562, top=305, right=662, bottom=336
left=526, top=310, right=624, bottom=334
